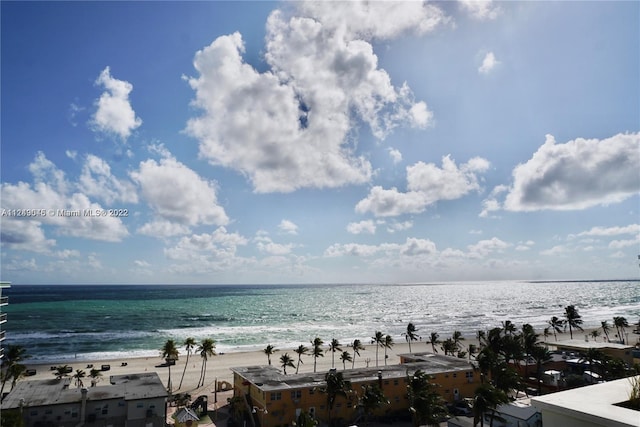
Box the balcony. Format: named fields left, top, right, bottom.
left=0, top=313, right=6, bottom=324
left=0, top=296, right=7, bottom=306
left=0, top=330, right=4, bottom=341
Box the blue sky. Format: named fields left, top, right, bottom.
left=1, top=1, right=638, bottom=285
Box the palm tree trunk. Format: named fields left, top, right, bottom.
left=178, top=352, right=190, bottom=389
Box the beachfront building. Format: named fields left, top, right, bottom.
left=231, top=353, right=477, bottom=427
left=548, top=338, right=635, bottom=365
left=0, top=281, right=9, bottom=360
left=531, top=375, right=640, bottom=427
left=0, top=372, right=167, bottom=427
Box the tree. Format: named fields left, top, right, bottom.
left=530, top=345, right=552, bottom=395
left=441, top=338, right=457, bottom=356
left=88, top=368, right=103, bottom=387
left=372, top=331, right=384, bottom=366
left=358, top=383, right=388, bottom=426
left=472, top=383, right=509, bottom=427
left=563, top=305, right=584, bottom=339
left=613, top=316, right=629, bottom=344
left=294, top=344, right=309, bottom=374
left=407, top=370, right=448, bottom=427
left=589, top=330, right=601, bottom=342
left=327, top=338, right=342, bottom=369
left=601, top=320, right=612, bottom=342
left=351, top=339, right=365, bottom=369
left=311, top=337, right=324, bottom=373
left=295, top=410, right=319, bottom=427
left=197, top=338, right=216, bottom=387
left=53, top=365, right=71, bottom=380
left=383, top=335, right=394, bottom=366
left=160, top=339, right=179, bottom=392
left=428, top=332, right=440, bottom=354
left=403, top=322, right=419, bottom=353
left=320, top=371, right=352, bottom=425
left=73, top=369, right=86, bottom=388
left=0, top=345, right=28, bottom=397
left=340, top=351, right=352, bottom=370
left=178, top=337, right=197, bottom=389
left=264, top=344, right=278, bottom=366
left=547, top=316, right=565, bottom=341
left=280, top=353, right=295, bottom=375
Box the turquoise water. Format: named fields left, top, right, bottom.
left=3, top=281, right=639, bottom=363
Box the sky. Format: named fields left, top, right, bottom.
left=1, top=1, right=639, bottom=285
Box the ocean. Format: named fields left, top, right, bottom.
left=3, top=280, right=639, bottom=363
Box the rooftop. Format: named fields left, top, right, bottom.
left=531, top=376, right=640, bottom=427
left=232, top=353, right=473, bottom=392
left=1, top=372, right=167, bottom=410
left=549, top=339, right=634, bottom=351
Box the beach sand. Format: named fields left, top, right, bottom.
left=19, top=326, right=623, bottom=396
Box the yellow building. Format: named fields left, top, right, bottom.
left=231, top=353, right=477, bottom=427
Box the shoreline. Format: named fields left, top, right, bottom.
left=18, top=326, right=630, bottom=395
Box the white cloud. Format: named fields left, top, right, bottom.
left=356, top=155, right=490, bottom=217
left=478, top=51, right=499, bottom=74
left=255, top=235, right=295, bottom=255
left=347, top=220, right=376, bottom=235
left=130, top=154, right=228, bottom=229
left=459, top=1, right=501, bottom=20
left=609, top=238, right=639, bottom=250
left=324, top=237, right=436, bottom=258
left=186, top=2, right=441, bottom=193
left=484, top=133, right=640, bottom=213
left=388, top=148, right=403, bottom=164
left=79, top=154, right=138, bottom=204
left=137, top=220, right=190, bottom=238
left=387, top=220, right=413, bottom=233
left=278, top=219, right=299, bottom=235
left=577, top=224, right=640, bottom=237
left=467, top=237, right=510, bottom=258
left=540, top=245, right=569, bottom=256
left=91, top=67, right=142, bottom=140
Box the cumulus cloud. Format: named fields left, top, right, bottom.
left=388, top=148, right=403, bottom=164
left=186, top=2, right=442, bottom=193
left=324, top=237, right=436, bottom=258
left=91, top=67, right=142, bottom=140
left=1, top=152, right=130, bottom=249
left=488, top=133, right=640, bottom=212
left=467, top=237, right=510, bottom=258
left=576, top=224, right=640, bottom=237
left=356, top=155, right=490, bottom=217
left=347, top=220, right=376, bottom=235
left=386, top=220, right=413, bottom=233
left=478, top=51, right=499, bottom=74
left=79, top=154, right=138, bottom=204
left=278, top=219, right=299, bottom=235
left=130, top=154, right=228, bottom=229
left=459, top=1, right=501, bottom=20
left=255, top=234, right=295, bottom=255
left=137, top=220, right=191, bottom=238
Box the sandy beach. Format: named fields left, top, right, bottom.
left=18, top=326, right=628, bottom=396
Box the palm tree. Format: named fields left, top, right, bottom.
left=472, top=383, right=509, bottom=427
left=279, top=353, right=295, bottom=375
left=372, top=331, right=384, bottom=366
left=0, top=345, right=28, bottom=396
left=563, top=305, right=584, bottom=339
left=542, top=327, right=551, bottom=342
left=547, top=316, right=565, bottom=341
left=407, top=370, right=448, bottom=427
left=351, top=339, right=365, bottom=369
left=501, top=320, right=516, bottom=335
left=530, top=345, right=552, bottom=395
left=73, top=369, right=86, bottom=388
left=160, top=339, right=179, bottom=392
left=403, top=322, right=419, bottom=353
left=89, top=368, right=103, bottom=387
left=428, top=332, right=440, bottom=354
left=589, top=330, right=601, bottom=342
left=197, top=338, right=216, bottom=387
left=53, top=365, right=71, bottom=380
left=383, top=335, right=394, bottom=366
left=601, top=320, right=612, bottom=342
left=327, top=338, right=342, bottom=369
left=311, top=337, right=324, bottom=373
left=320, top=371, right=352, bottom=425
left=178, top=337, right=197, bottom=389
left=294, top=344, right=309, bottom=374
left=358, top=383, right=388, bottom=426
left=264, top=344, right=278, bottom=366
left=340, top=351, right=352, bottom=370
left=613, top=316, right=629, bottom=344
left=441, top=338, right=457, bottom=356
left=7, top=364, right=26, bottom=391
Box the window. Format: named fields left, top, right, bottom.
left=137, top=403, right=144, bottom=408
left=291, top=390, right=302, bottom=400
left=271, top=392, right=282, bottom=401
left=393, top=379, right=399, bottom=386
left=309, top=388, right=315, bottom=395
left=453, top=373, right=457, bottom=378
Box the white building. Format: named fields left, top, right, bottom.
left=531, top=376, right=640, bottom=427
left=0, top=281, right=9, bottom=360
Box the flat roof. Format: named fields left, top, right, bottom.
left=531, top=376, right=640, bottom=427
left=1, top=372, right=166, bottom=409
left=550, top=339, right=633, bottom=351
left=232, top=353, right=473, bottom=392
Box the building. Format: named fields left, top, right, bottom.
left=0, top=372, right=167, bottom=427
left=0, top=281, right=9, bottom=360
left=548, top=339, right=635, bottom=365
left=531, top=375, right=640, bottom=427
left=232, top=353, right=477, bottom=427
left=447, top=399, right=541, bottom=427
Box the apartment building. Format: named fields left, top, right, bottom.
left=0, top=281, right=9, bottom=361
